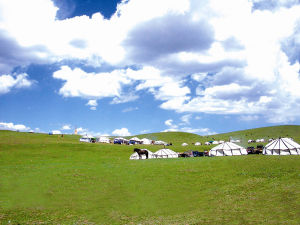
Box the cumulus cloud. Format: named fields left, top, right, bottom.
left=112, top=128, right=131, bottom=136
left=0, top=122, right=30, bottom=131
left=86, top=100, right=98, bottom=110
left=53, top=66, right=131, bottom=99
left=180, top=114, right=192, bottom=125
left=61, top=124, right=71, bottom=130
left=239, top=115, right=259, bottom=121
left=122, top=107, right=138, bottom=113
left=123, top=14, right=214, bottom=62
left=0, top=73, right=35, bottom=95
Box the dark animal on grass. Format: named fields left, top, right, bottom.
left=134, top=148, right=149, bottom=159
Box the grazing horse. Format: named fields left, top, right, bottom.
left=134, top=148, right=149, bottom=159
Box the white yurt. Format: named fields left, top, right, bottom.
left=209, top=142, right=247, bottom=156
left=205, top=142, right=211, bottom=145
left=80, top=135, right=94, bottom=142
left=219, top=140, right=225, bottom=144
left=195, top=142, right=201, bottom=146
left=154, top=149, right=178, bottom=158
left=141, top=138, right=152, bottom=145
left=129, top=149, right=154, bottom=160
left=154, top=140, right=168, bottom=145
left=212, top=141, right=219, bottom=145
left=98, top=136, right=110, bottom=143
left=182, top=143, right=188, bottom=146
left=263, top=138, right=300, bottom=155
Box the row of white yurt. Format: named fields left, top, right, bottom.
left=130, top=138, right=300, bottom=159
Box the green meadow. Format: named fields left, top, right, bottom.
left=0, top=126, right=300, bottom=224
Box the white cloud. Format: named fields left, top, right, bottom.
left=61, top=124, right=71, bottom=130
left=181, top=114, right=192, bottom=124
left=112, top=128, right=131, bottom=136
left=0, top=122, right=30, bottom=131
left=122, top=107, right=138, bottom=113
left=164, top=119, right=173, bottom=127
left=0, top=73, right=34, bottom=94
left=180, top=127, right=217, bottom=135
left=110, top=93, right=139, bottom=104
left=0, top=0, right=300, bottom=123
left=239, top=115, right=259, bottom=121
left=86, top=100, right=97, bottom=106
left=53, top=66, right=131, bottom=99
left=86, top=99, right=98, bottom=110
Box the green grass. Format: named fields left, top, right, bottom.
left=0, top=127, right=300, bottom=224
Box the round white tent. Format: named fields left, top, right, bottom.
left=195, top=142, right=201, bottom=146
left=98, top=136, right=110, bottom=143
left=263, top=138, right=300, bottom=155
left=154, top=149, right=178, bottom=158
left=182, top=143, right=188, bottom=146
left=129, top=149, right=154, bottom=160
left=141, top=138, right=152, bottom=145
left=209, top=142, right=247, bottom=156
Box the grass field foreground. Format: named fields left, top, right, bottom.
left=0, top=128, right=300, bottom=224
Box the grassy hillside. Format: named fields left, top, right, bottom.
left=0, top=127, right=300, bottom=224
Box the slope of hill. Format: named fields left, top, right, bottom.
left=131, top=132, right=202, bottom=145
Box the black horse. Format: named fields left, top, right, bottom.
left=134, top=148, right=149, bottom=159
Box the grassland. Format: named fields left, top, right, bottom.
left=0, top=126, right=300, bottom=224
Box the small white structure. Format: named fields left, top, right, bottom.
left=219, top=140, right=225, bottom=144
left=268, top=138, right=274, bottom=142
left=141, top=138, right=152, bottom=145
left=154, top=140, right=168, bottom=145
left=263, top=138, right=300, bottom=155
left=130, top=149, right=154, bottom=160
left=98, top=136, right=110, bottom=143
left=205, top=142, right=211, bottom=145
left=209, top=142, right=247, bottom=156
left=194, top=142, right=201, bottom=146
left=248, top=139, right=254, bottom=143
left=230, top=139, right=240, bottom=143
left=182, top=143, right=188, bottom=146
left=80, top=135, right=94, bottom=143
left=130, top=137, right=141, bottom=141
left=154, top=149, right=178, bottom=158
left=212, top=141, right=219, bottom=145
left=129, top=137, right=142, bottom=144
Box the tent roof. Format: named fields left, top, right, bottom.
left=141, top=138, right=151, bottom=141
left=264, top=138, right=300, bottom=150
left=130, top=137, right=141, bottom=141
left=81, top=134, right=94, bottom=138
left=155, top=149, right=178, bottom=156
left=211, top=142, right=245, bottom=151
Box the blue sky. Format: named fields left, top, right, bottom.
left=0, top=0, right=300, bottom=136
